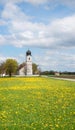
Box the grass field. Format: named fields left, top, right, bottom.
left=0, top=77, right=75, bottom=130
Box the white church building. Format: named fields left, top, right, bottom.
left=18, top=50, right=33, bottom=76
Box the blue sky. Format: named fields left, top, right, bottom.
left=0, top=0, right=75, bottom=71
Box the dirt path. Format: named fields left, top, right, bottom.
left=50, top=77, right=75, bottom=82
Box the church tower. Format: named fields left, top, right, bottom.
left=26, top=50, right=33, bottom=75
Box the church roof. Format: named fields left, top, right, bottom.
left=26, top=50, right=31, bottom=56
left=18, top=62, right=26, bottom=70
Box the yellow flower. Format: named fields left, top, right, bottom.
left=55, top=124, right=59, bottom=128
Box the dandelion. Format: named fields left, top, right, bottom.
left=55, top=124, right=59, bottom=128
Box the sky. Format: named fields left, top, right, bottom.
left=0, top=0, right=75, bottom=72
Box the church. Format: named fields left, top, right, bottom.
left=18, top=50, right=33, bottom=76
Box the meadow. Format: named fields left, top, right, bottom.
left=0, top=77, right=75, bottom=130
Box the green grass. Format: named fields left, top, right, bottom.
left=0, top=77, right=75, bottom=130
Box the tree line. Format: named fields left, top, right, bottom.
left=41, top=70, right=75, bottom=75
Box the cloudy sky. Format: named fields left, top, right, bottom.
left=0, top=0, right=75, bottom=71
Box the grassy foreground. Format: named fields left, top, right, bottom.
left=0, top=77, right=75, bottom=130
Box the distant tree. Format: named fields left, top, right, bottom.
left=41, top=70, right=55, bottom=75
left=32, top=63, right=38, bottom=74
left=5, top=59, right=18, bottom=77
left=38, top=66, right=41, bottom=75
left=49, top=70, right=55, bottom=75
left=42, top=71, right=49, bottom=75
left=0, top=62, right=5, bottom=75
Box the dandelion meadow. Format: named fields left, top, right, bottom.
left=0, top=77, right=75, bottom=130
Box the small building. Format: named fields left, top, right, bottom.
left=18, top=50, right=33, bottom=76
left=18, top=66, right=25, bottom=76
left=55, top=72, right=60, bottom=76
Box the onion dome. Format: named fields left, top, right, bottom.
left=26, top=50, right=31, bottom=56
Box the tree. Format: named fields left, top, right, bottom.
left=5, top=59, right=18, bottom=77
left=38, top=66, right=41, bottom=75
left=0, top=62, right=6, bottom=75
left=32, top=63, right=38, bottom=74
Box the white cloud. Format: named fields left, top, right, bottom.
left=10, top=14, right=75, bottom=48
left=1, top=10, right=75, bottom=49
left=0, top=0, right=49, bottom=5
left=61, top=0, right=75, bottom=7
left=0, top=35, right=6, bottom=45
left=3, top=2, right=74, bottom=49
left=0, top=55, right=6, bottom=63
left=26, top=0, right=48, bottom=5
left=1, top=0, right=75, bottom=7
left=27, top=0, right=75, bottom=7
left=0, top=54, right=18, bottom=63
left=1, top=2, right=29, bottom=21
left=33, top=50, right=75, bottom=71
left=0, top=20, right=6, bottom=26
left=0, top=0, right=75, bottom=49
